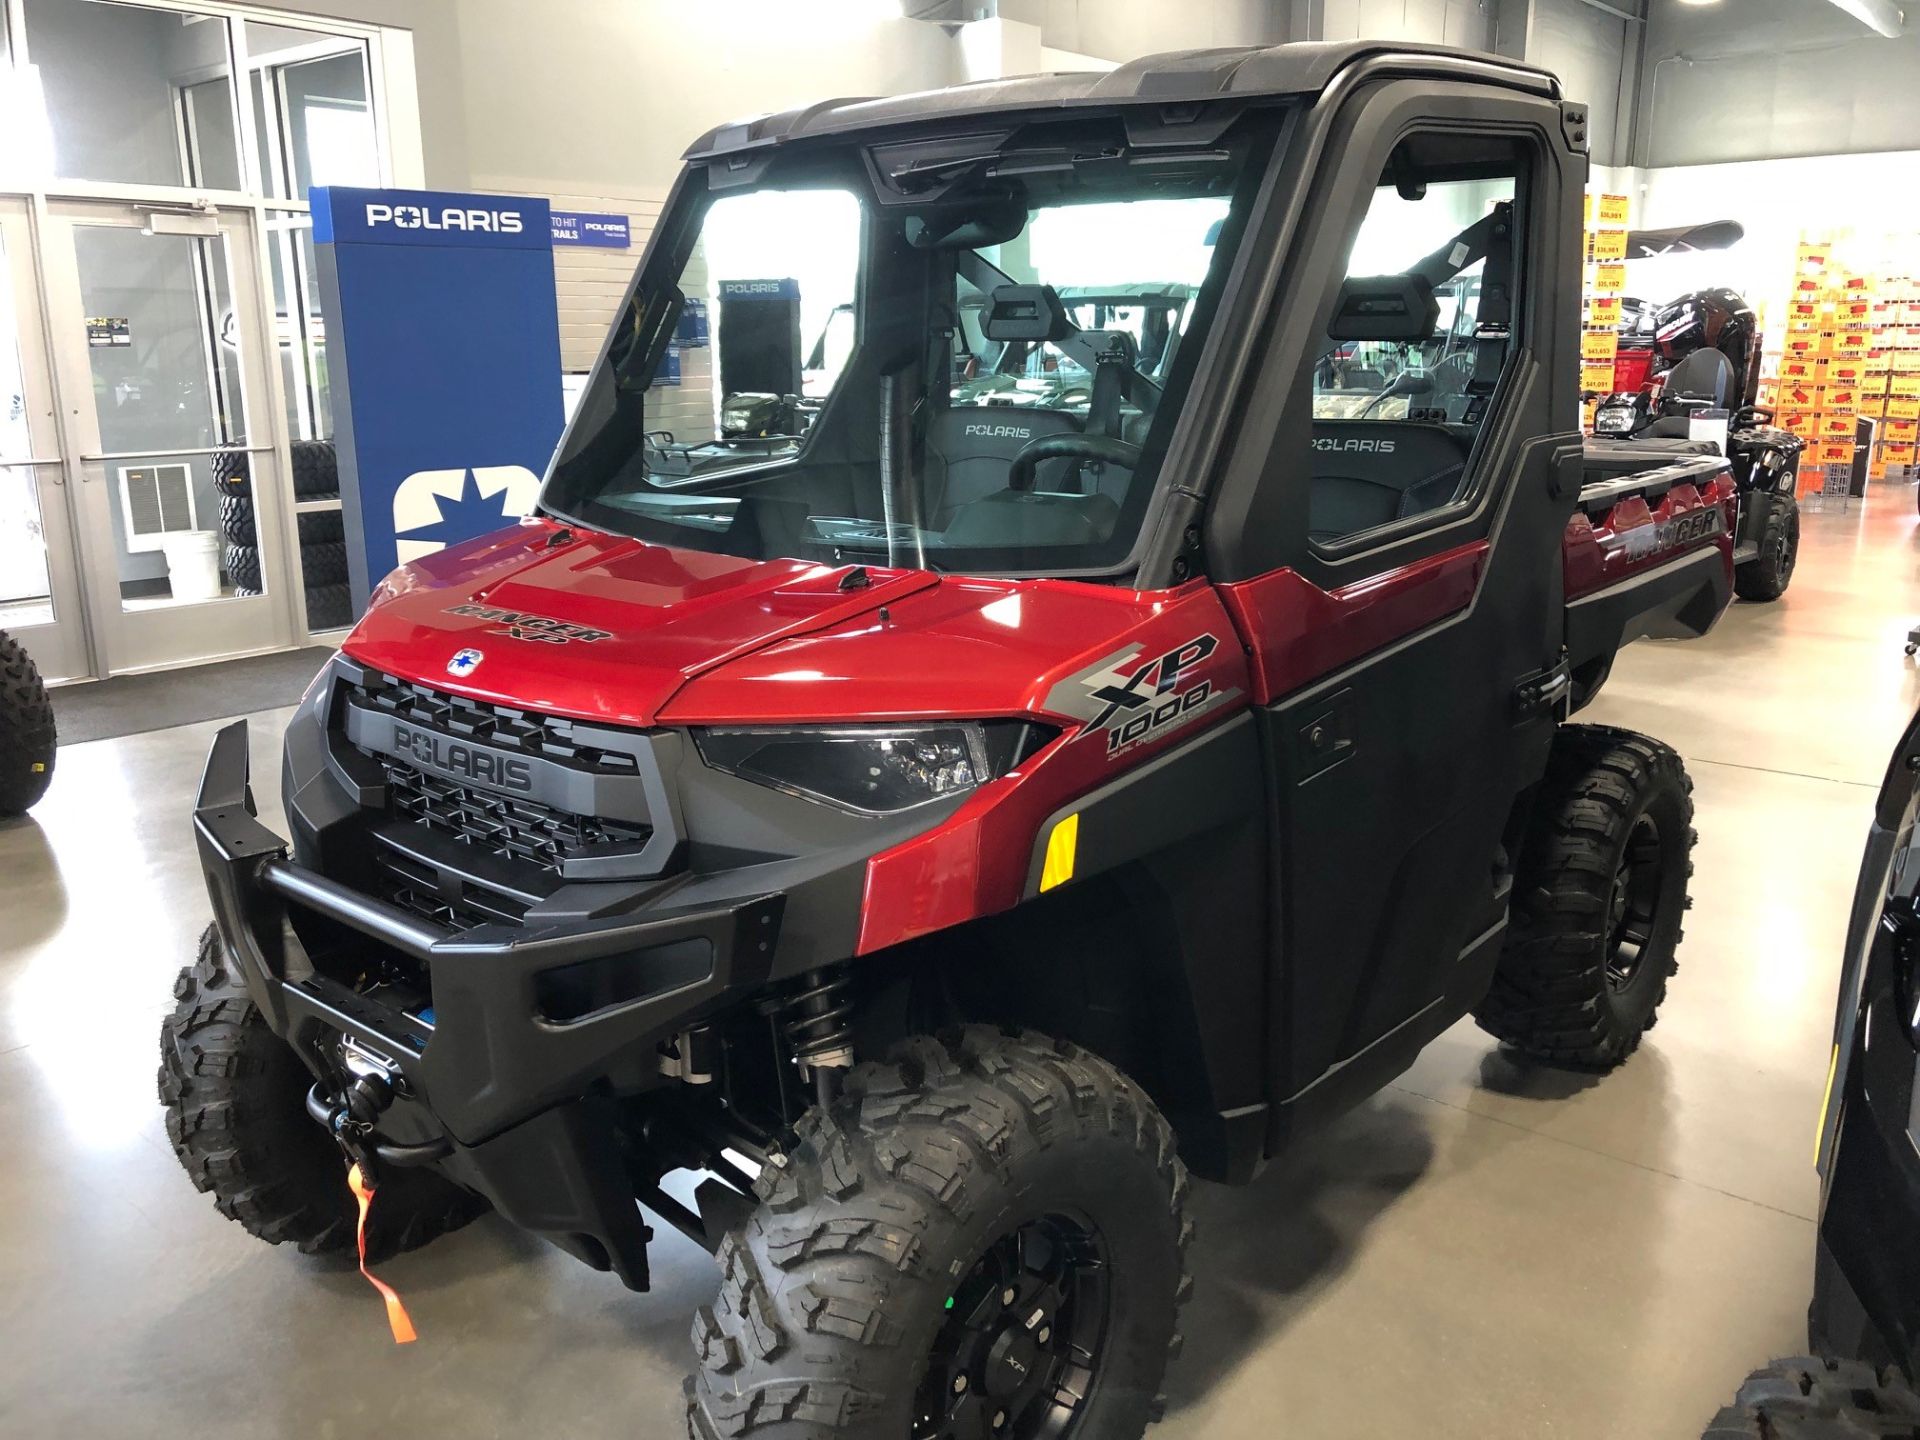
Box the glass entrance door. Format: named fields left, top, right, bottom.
left=39, top=200, right=293, bottom=673
left=0, top=197, right=90, bottom=682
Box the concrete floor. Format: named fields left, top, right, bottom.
left=3, top=485, right=1918, bottom=1439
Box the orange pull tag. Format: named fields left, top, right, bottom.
left=347, top=1163, right=418, bottom=1344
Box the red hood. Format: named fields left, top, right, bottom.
left=341, top=520, right=1211, bottom=728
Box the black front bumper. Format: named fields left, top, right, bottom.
left=195, top=718, right=783, bottom=1287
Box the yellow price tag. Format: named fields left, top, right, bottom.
left=1588, top=229, right=1628, bottom=261
left=1592, top=262, right=1627, bottom=293
left=1581, top=362, right=1617, bottom=393
left=1580, top=330, right=1618, bottom=362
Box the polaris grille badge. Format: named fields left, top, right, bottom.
left=447, top=647, right=484, bottom=678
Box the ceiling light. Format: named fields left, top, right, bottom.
left=1823, top=0, right=1906, bottom=37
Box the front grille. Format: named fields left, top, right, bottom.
left=379, top=758, right=650, bottom=872
left=336, top=669, right=663, bottom=928
left=353, top=669, right=642, bottom=774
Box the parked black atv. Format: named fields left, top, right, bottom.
left=1700, top=706, right=1920, bottom=1437
left=0, top=629, right=56, bottom=816
left=1592, top=343, right=1803, bottom=602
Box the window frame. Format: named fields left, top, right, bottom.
left=1302, top=121, right=1537, bottom=562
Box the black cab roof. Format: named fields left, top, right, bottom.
left=685, top=39, right=1559, bottom=162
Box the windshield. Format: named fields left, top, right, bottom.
left=542, top=111, right=1279, bottom=578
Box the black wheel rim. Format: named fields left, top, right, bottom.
left=912, top=1213, right=1111, bottom=1440
left=1606, top=813, right=1663, bottom=992
left=1775, top=512, right=1798, bottom=581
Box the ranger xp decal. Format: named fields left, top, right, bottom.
left=445, top=602, right=613, bottom=645
left=1047, top=634, right=1240, bottom=757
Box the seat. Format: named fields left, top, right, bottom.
left=1308, top=421, right=1470, bottom=543
left=922, top=407, right=1085, bottom=525
left=1642, top=348, right=1737, bottom=438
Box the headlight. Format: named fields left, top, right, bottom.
left=696, top=723, right=1043, bottom=815
left=1594, top=409, right=1632, bottom=434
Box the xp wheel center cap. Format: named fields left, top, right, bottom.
left=984, top=1327, right=1041, bottom=1401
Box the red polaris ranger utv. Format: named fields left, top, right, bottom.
left=161, top=42, right=1736, bottom=1440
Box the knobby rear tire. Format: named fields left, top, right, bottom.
left=1701, top=1357, right=1920, bottom=1438
left=1474, top=724, right=1695, bottom=1069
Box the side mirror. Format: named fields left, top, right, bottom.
left=1327, top=274, right=1439, bottom=342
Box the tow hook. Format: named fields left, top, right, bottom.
left=303, top=1039, right=454, bottom=1169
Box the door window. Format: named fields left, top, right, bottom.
left=22, top=0, right=236, bottom=188
left=0, top=224, right=54, bottom=630
left=1305, top=132, right=1525, bottom=548
left=70, top=223, right=256, bottom=611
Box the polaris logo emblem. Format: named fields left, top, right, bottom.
left=963, top=423, right=1033, bottom=440
left=365, top=202, right=525, bottom=234
left=447, top=647, right=483, bottom=678
left=391, top=723, right=534, bottom=792
left=1312, top=437, right=1396, bottom=454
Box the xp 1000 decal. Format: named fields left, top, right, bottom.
left=1047, top=634, right=1241, bottom=757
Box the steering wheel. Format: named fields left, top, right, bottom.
left=1007, top=434, right=1142, bottom=492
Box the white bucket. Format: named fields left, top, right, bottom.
left=160, top=530, right=223, bottom=602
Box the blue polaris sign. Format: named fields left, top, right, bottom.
left=312, top=187, right=564, bottom=614
left=551, top=210, right=631, bottom=248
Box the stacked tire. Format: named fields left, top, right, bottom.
left=211, top=442, right=352, bottom=628
left=0, top=630, right=56, bottom=817
left=212, top=448, right=262, bottom=596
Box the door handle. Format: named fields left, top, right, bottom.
left=1296, top=688, right=1357, bottom=781
left=0, top=456, right=68, bottom=484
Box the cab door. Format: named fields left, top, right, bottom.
left=1201, top=81, right=1588, bottom=1149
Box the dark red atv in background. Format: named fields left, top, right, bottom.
left=161, top=42, right=1735, bottom=1440
left=1593, top=278, right=1805, bottom=602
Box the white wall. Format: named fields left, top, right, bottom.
left=441, top=0, right=957, bottom=195
left=1319, top=0, right=1491, bottom=49
left=1531, top=0, right=1635, bottom=167
left=1631, top=149, right=1920, bottom=322
left=1639, top=0, right=1920, bottom=167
